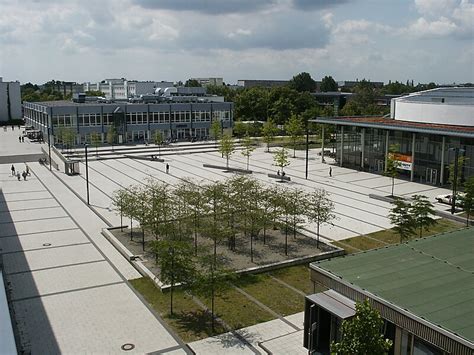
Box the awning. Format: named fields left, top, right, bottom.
left=306, top=290, right=356, bottom=319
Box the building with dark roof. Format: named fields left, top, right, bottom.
left=304, top=227, right=474, bottom=355
left=311, top=87, right=474, bottom=186
left=23, top=92, right=233, bottom=145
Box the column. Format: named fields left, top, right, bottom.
left=384, top=130, right=389, bottom=173
left=321, top=125, right=325, bottom=163
left=410, top=133, right=415, bottom=182
left=361, top=128, right=365, bottom=169
left=440, top=136, right=446, bottom=185
left=340, top=126, right=344, bottom=167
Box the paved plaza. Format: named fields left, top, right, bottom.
left=0, top=126, right=454, bottom=354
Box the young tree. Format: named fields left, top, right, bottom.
left=460, top=176, right=474, bottom=226
left=241, top=133, right=255, bottom=171
left=306, top=189, right=336, bottom=248
left=410, top=195, right=437, bottom=237
left=210, top=120, right=222, bottom=147
left=90, top=131, right=101, bottom=156
left=389, top=198, right=416, bottom=243
left=153, top=130, right=163, bottom=156
left=385, top=145, right=400, bottom=197
left=151, top=239, right=195, bottom=315
left=232, top=121, right=247, bottom=141
left=273, top=148, right=290, bottom=182
left=284, top=114, right=304, bottom=158
left=331, top=299, right=393, bottom=355
left=111, top=188, right=129, bottom=231
left=288, top=188, right=307, bottom=240
left=62, top=127, right=76, bottom=153
left=218, top=133, right=235, bottom=169
left=262, top=118, right=279, bottom=152
left=106, top=126, right=117, bottom=151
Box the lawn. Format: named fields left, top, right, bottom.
left=270, top=265, right=315, bottom=294
left=236, top=273, right=305, bottom=316
left=333, top=218, right=463, bottom=253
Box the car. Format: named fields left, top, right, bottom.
left=435, top=193, right=465, bottom=206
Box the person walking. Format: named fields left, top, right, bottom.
left=22, top=171, right=27, bottom=181
left=11, top=165, right=15, bottom=176
left=25, top=164, right=30, bottom=176
left=16, top=172, right=21, bottom=181
left=19, top=136, right=21, bottom=143
left=329, top=166, right=332, bottom=177
left=166, top=163, right=169, bottom=174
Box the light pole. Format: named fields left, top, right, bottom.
left=305, top=127, right=309, bottom=180
left=47, top=127, right=52, bottom=171
left=450, top=147, right=465, bottom=214
left=85, top=144, right=90, bottom=205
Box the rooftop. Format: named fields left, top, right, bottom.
left=311, top=116, right=474, bottom=137
left=313, top=228, right=474, bottom=343
left=397, top=87, right=474, bottom=105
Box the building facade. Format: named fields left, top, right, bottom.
left=191, top=77, right=224, bottom=87
left=313, top=87, right=474, bottom=186
left=83, top=79, right=174, bottom=100
left=237, top=79, right=290, bottom=88
left=23, top=99, right=233, bottom=145
left=0, top=77, right=22, bottom=122
left=304, top=228, right=473, bottom=355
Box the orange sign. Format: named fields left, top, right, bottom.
left=389, top=153, right=412, bottom=163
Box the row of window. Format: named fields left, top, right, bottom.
left=49, top=111, right=231, bottom=127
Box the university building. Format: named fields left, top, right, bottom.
left=313, top=87, right=474, bottom=186
left=23, top=89, right=233, bottom=145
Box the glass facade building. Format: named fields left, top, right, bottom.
left=314, top=117, right=474, bottom=187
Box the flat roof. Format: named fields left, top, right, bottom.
left=24, top=100, right=232, bottom=108
left=312, top=228, right=474, bottom=343
left=306, top=290, right=355, bottom=319
left=311, top=116, right=474, bottom=138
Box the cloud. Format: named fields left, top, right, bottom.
left=132, top=0, right=278, bottom=14
left=291, top=0, right=352, bottom=10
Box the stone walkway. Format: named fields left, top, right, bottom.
left=0, top=163, right=189, bottom=354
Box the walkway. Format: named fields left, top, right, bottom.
left=0, top=163, right=189, bottom=354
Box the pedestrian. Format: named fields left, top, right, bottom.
left=329, top=167, right=332, bottom=177
left=26, top=164, right=30, bottom=176
left=11, top=164, right=15, bottom=176
left=22, top=171, right=27, bottom=181
left=22, top=136, right=24, bottom=143
left=16, top=172, right=21, bottom=181
left=166, top=163, right=169, bottom=174
left=277, top=170, right=280, bottom=176
left=19, top=136, right=21, bottom=143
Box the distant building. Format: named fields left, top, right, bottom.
left=83, top=79, right=174, bottom=100
left=42, top=81, right=84, bottom=96
left=23, top=87, right=233, bottom=145
left=304, top=228, right=474, bottom=355
left=0, top=77, right=21, bottom=122
left=191, top=77, right=224, bottom=87
left=237, top=79, right=289, bottom=88
left=338, top=80, right=384, bottom=90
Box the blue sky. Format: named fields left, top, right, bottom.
left=0, top=0, right=472, bottom=85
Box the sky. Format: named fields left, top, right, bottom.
left=0, top=0, right=473, bottom=85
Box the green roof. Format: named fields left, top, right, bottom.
left=315, top=228, right=474, bottom=343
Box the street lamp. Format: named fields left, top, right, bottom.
left=85, top=144, right=90, bottom=205
left=47, top=127, right=52, bottom=171
left=305, top=126, right=309, bottom=180
left=449, top=147, right=465, bottom=214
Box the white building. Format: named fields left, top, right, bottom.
left=391, top=87, right=474, bottom=126
left=0, top=77, right=22, bottom=122
left=83, top=79, right=173, bottom=100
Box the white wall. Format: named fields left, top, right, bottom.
left=394, top=101, right=474, bottom=126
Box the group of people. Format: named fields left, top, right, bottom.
left=11, top=164, right=30, bottom=181
left=18, top=136, right=25, bottom=143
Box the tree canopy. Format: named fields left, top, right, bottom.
left=288, top=72, right=317, bottom=92
left=320, top=75, right=338, bottom=92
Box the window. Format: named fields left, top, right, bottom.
left=52, top=114, right=73, bottom=127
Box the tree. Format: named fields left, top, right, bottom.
left=232, top=121, right=247, bottom=141
left=153, top=130, right=163, bottom=156
left=320, top=75, right=338, bottom=92
left=210, top=120, right=221, bottom=147
left=90, top=131, right=101, bottom=156
left=262, top=118, right=279, bottom=152
left=410, top=195, right=437, bottom=237
left=184, top=79, right=202, bottom=87
left=288, top=72, right=317, bottom=92
left=273, top=148, right=290, bottom=182
left=241, top=134, right=255, bottom=171
left=284, top=114, right=304, bottom=158
left=389, top=198, right=416, bottom=243
left=151, top=239, right=195, bottom=315
left=192, top=253, right=236, bottom=333
left=306, top=189, right=336, bottom=248
left=331, top=299, right=393, bottom=355
left=234, top=87, right=269, bottom=121
left=62, top=127, right=76, bottom=152
left=218, top=134, right=235, bottom=169
left=106, top=126, right=117, bottom=150
left=385, top=145, right=400, bottom=197
left=460, top=176, right=474, bottom=226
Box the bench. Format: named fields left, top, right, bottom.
left=268, top=173, right=291, bottom=181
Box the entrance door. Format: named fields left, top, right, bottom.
left=376, top=159, right=384, bottom=173
left=426, top=168, right=438, bottom=185
left=177, top=129, right=187, bottom=140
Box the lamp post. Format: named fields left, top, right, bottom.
left=47, top=127, right=52, bottom=171
left=450, top=147, right=465, bottom=215
left=85, top=144, right=90, bottom=205
left=305, top=127, right=309, bottom=180
left=168, top=246, right=174, bottom=316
